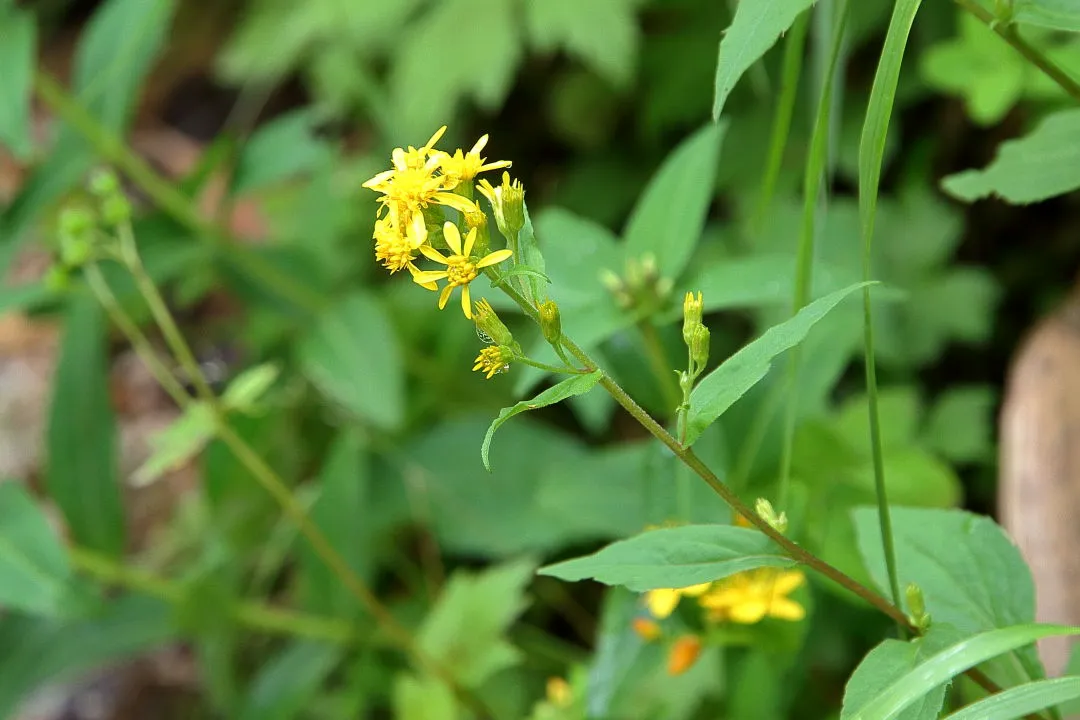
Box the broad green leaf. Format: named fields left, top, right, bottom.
left=945, top=676, right=1080, bottom=720
left=841, top=624, right=965, bottom=720
left=298, top=429, right=370, bottom=618
left=0, top=484, right=71, bottom=616
left=942, top=109, right=1080, bottom=204
left=678, top=254, right=796, bottom=311
left=132, top=402, right=216, bottom=487
left=0, top=5, right=35, bottom=159
left=232, top=109, right=331, bottom=194
left=237, top=641, right=342, bottom=720
left=623, top=123, right=725, bottom=279
left=46, top=295, right=125, bottom=556
left=0, top=595, right=176, bottom=718
left=394, top=674, right=457, bottom=720
left=849, top=624, right=1080, bottom=720
left=221, top=363, right=281, bottom=413
left=482, top=370, right=602, bottom=470
left=539, top=525, right=794, bottom=591
left=685, top=282, right=867, bottom=444
left=1015, top=0, right=1080, bottom=30
left=297, top=291, right=404, bottom=430
left=923, top=386, right=995, bottom=463
left=417, top=559, right=534, bottom=687
left=712, top=0, right=816, bottom=120
left=533, top=206, right=621, bottom=306
left=524, top=0, right=640, bottom=88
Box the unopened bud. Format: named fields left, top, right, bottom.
left=755, top=498, right=788, bottom=534
left=473, top=298, right=514, bottom=347
left=477, top=171, right=525, bottom=239
left=464, top=206, right=490, bottom=257
left=101, top=194, right=132, bottom=227
left=690, top=324, right=710, bottom=371
left=88, top=168, right=121, bottom=198
left=539, top=300, right=562, bottom=345
left=683, top=291, right=704, bottom=345
left=906, top=582, right=931, bottom=630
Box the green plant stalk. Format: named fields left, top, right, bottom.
left=637, top=319, right=682, bottom=413
left=751, top=10, right=810, bottom=239
left=955, top=0, right=1080, bottom=103
left=69, top=546, right=357, bottom=645
left=516, top=356, right=586, bottom=375
left=33, top=71, right=327, bottom=314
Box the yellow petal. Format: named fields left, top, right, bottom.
left=480, top=159, right=512, bottom=173
left=434, top=192, right=478, bottom=215
left=681, top=582, right=712, bottom=597
left=728, top=600, right=768, bottom=624
left=645, top=589, right=681, bottom=619
left=768, top=598, right=806, bottom=622
left=771, top=570, right=806, bottom=596
left=697, top=587, right=739, bottom=609
left=425, top=125, right=448, bottom=150
left=476, top=249, right=512, bottom=268
left=438, top=285, right=453, bottom=309
left=412, top=270, right=448, bottom=286
left=462, top=227, right=478, bottom=257
left=476, top=179, right=497, bottom=206
left=443, top=222, right=463, bottom=255
left=362, top=169, right=395, bottom=189
left=469, top=134, right=490, bottom=155
left=420, top=245, right=449, bottom=264
left=461, top=285, right=472, bottom=319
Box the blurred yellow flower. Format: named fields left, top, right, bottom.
left=644, top=582, right=711, bottom=619
left=631, top=617, right=662, bottom=642
left=667, top=635, right=702, bottom=676
left=546, top=677, right=571, bottom=707
left=412, top=222, right=513, bottom=318
left=437, top=134, right=512, bottom=186
left=698, top=568, right=806, bottom=624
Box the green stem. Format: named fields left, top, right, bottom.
left=637, top=319, right=682, bottom=413
left=955, top=0, right=1080, bottom=103
left=33, top=71, right=328, bottom=314
left=69, top=546, right=357, bottom=645
left=516, top=356, right=585, bottom=375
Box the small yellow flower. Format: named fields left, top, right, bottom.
left=392, top=125, right=447, bottom=171
left=546, top=677, right=571, bottom=708
left=412, top=222, right=513, bottom=318
left=373, top=212, right=429, bottom=277
left=363, top=129, right=477, bottom=220
left=644, top=582, right=711, bottom=619
left=667, top=635, right=703, bottom=676
left=698, top=568, right=806, bottom=624
left=631, top=617, right=662, bottom=642
left=473, top=345, right=514, bottom=379
left=436, top=134, right=512, bottom=186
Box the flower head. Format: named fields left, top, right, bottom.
left=373, top=212, right=429, bottom=277
left=644, top=582, right=711, bottom=619
left=473, top=345, right=515, bottom=379
left=477, top=171, right=525, bottom=238
left=436, top=134, right=512, bottom=186
left=412, top=222, right=513, bottom=318
left=698, top=568, right=806, bottom=624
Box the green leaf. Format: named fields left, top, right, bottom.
left=945, top=676, right=1080, bottom=720
left=46, top=295, right=125, bottom=556
left=516, top=205, right=550, bottom=307
left=585, top=588, right=648, bottom=717
left=942, top=108, right=1080, bottom=204
left=237, top=641, right=342, bottom=720
left=221, top=363, right=281, bottom=413
left=524, top=0, right=640, bottom=88
left=711, top=0, right=816, bottom=120
left=686, top=282, right=867, bottom=444
left=232, top=109, right=331, bottom=194
left=132, top=402, right=216, bottom=487
left=848, top=625, right=1080, bottom=720
left=923, top=386, right=995, bottom=463
left=842, top=624, right=965, bottom=720
left=417, top=559, right=534, bottom=687
left=0, top=484, right=72, bottom=616
left=623, top=122, right=725, bottom=279
left=678, top=254, right=797, bottom=311
left=482, top=370, right=602, bottom=470
left=394, top=674, right=458, bottom=720
left=0, top=5, right=35, bottom=159
left=0, top=595, right=176, bottom=718
left=297, top=291, right=404, bottom=430
left=539, top=525, right=794, bottom=591
left=1014, top=0, right=1080, bottom=30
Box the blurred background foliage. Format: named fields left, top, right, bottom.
left=0, top=0, right=1079, bottom=717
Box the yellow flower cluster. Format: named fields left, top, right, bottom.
left=362, top=127, right=513, bottom=318
left=644, top=568, right=806, bottom=625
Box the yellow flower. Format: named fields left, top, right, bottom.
left=546, top=677, right=571, bottom=708
left=631, top=617, right=662, bottom=642
left=436, top=134, right=512, bottom=186
left=373, top=212, right=430, bottom=278
left=392, top=125, right=447, bottom=171
left=644, top=582, right=711, bottom=619
left=473, top=345, right=514, bottom=379
left=667, top=635, right=703, bottom=676
left=476, top=171, right=525, bottom=237
left=412, top=222, right=513, bottom=319
left=698, top=568, right=806, bottom=624
left=363, top=128, right=477, bottom=220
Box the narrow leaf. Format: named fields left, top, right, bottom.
left=849, top=624, right=1080, bottom=720
left=482, top=369, right=602, bottom=470
left=1014, top=0, right=1080, bottom=31
left=712, top=0, right=816, bottom=120
left=0, top=5, right=35, bottom=158
left=132, top=402, right=216, bottom=487
left=237, top=641, right=341, bottom=720
left=944, top=676, right=1080, bottom=720
left=686, top=282, right=867, bottom=444
left=623, top=122, right=726, bottom=279
left=0, top=484, right=71, bottom=616
left=539, top=525, right=794, bottom=591
left=46, top=295, right=125, bottom=556
left=942, top=108, right=1080, bottom=204
left=221, top=363, right=281, bottom=413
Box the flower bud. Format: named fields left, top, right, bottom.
left=690, top=324, right=710, bottom=371
left=88, top=168, right=121, bottom=198
left=683, top=291, right=704, bottom=346
left=60, top=234, right=92, bottom=267
left=667, top=635, right=702, bottom=676
left=101, top=194, right=132, bottom=227
left=539, top=300, right=562, bottom=345
left=906, top=582, right=931, bottom=630
left=45, top=264, right=71, bottom=293
left=473, top=298, right=514, bottom=347
left=473, top=344, right=517, bottom=379
left=755, top=498, right=788, bottom=534
left=464, top=206, right=490, bottom=257
left=476, top=171, right=525, bottom=239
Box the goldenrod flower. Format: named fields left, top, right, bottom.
left=412, top=222, right=512, bottom=318
left=667, top=635, right=702, bottom=676
left=644, top=582, right=711, bottom=619
left=373, top=212, right=430, bottom=279
left=477, top=171, right=525, bottom=237
left=363, top=128, right=477, bottom=221
left=473, top=346, right=514, bottom=379
left=437, top=134, right=512, bottom=186
left=698, top=568, right=806, bottom=624
left=393, top=125, right=447, bottom=171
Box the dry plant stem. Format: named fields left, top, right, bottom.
left=69, top=547, right=357, bottom=645
left=955, top=0, right=1080, bottom=102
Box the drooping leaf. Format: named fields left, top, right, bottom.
left=237, top=641, right=342, bottom=720
left=297, top=291, right=404, bottom=430
left=524, top=0, right=640, bottom=88
left=1014, top=0, right=1080, bottom=30
left=841, top=624, right=965, bottom=720
left=0, top=483, right=72, bottom=616
left=945, top=676, right=1080, bottom=720
left=0, top=5, right=35, bottom=159
left=623, top=123, right=725, bottom=279
left=46, top=295, right=125, bottom=556
left=712, top=0, right=816, bottom=119
left=540, top=525, right=794, bottom=591
left=848, top=624, right=1080, bottom=720
left=482, top=370, right=602, bottom=470
left=942, top=108, right=1080, bottom=204
left=685, top=282, right=867, bottom=444
left=132, top=402, right=216, bottom=487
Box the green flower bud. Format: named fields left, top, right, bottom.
left=755, top=498, right=788, bottom=534
left=101, top=194, right=132, bottom=227
left=906, top=583, right=931, bottom=630
left=60, top=234, right=92, bottom=267
left=539, top=300, right=562, bottom=345
left=88, top=168, right=121, bottom=198
left=473, top=298, right=515, bottom=347
left=690, top=324, right=710, bottom=373
left=59, top=207, right=95, bottom=242
left=682, top=291, right=704, bottom=346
